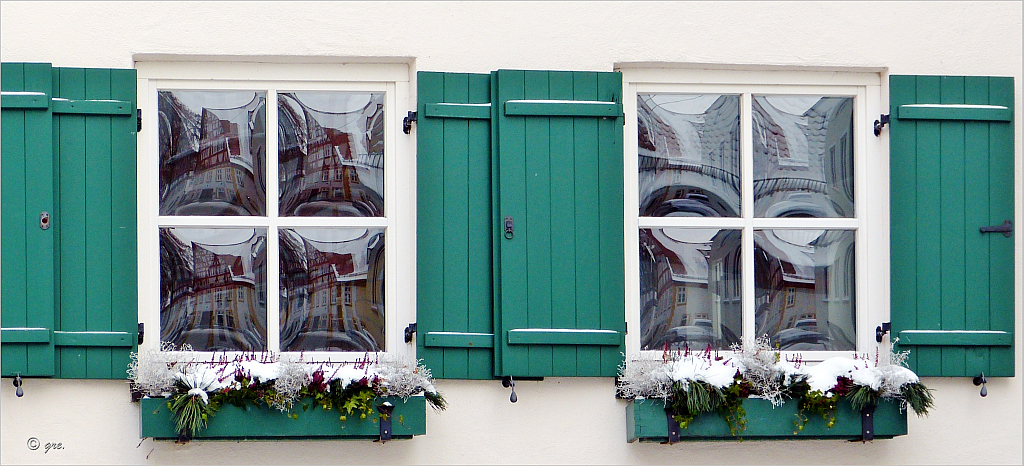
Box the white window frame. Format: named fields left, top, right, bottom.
left=135, top=60, right=416, bottom=362
left=620, top=67, right=886, bottom=362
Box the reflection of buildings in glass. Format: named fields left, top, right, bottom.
left=159, top=229, right=267, bottom=351
left=279, top=230, right=384, bottom=352
left=639, top=229, right=740, bottom=350
left=278, top=93, right=384, bottom=217
left=753, top=230, right=855, bottom=350
left=158, top=91, right=266, bottom=216
left=752, top=97, right=853, bottom=217
left=637, top=95, right=741, bottom=217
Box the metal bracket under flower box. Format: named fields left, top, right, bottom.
left=626, top=398, right=907, bottom=442
left=139, top=396, right=425, bottom=440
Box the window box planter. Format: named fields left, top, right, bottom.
left=140, top=396, right=426, bottom=440
left=626, top=398, right=907, bottom=442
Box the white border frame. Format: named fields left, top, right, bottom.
left=621, top=67, right=884, bottom=362
left=135, top=61, right=415, bottom=362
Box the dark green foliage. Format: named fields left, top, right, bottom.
left=168, top=393, right=218, bottom=441
left=847, top=385, right=880, bottom=413
left=668, top=381, right=746, bottom=436
left=901, top=382, right=934, bottom=416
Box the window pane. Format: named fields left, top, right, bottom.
left=754, top=229, right=855, bottom=351
left=752, top=96, right=854, bottom=218
left=279, top=228, right=385, bottom=351
left=160, top=228, right=268, bottom=351
left=159, top=91, right=267, bottom=216
left=278, top=92, right=385, bottom=217
left=640, top=228, right=741, bottom=350
left=638, top=95, right=741, bottom=217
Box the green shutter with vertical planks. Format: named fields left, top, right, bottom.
left=417, top=72, right=495, bottom=379
left=1, top=63, right=138, bottom=379
left=492, top=70, right=625, bottom=378
left=889, top=75, right=1015, bottom=377
left=1, top=62, right=57, bottom=376
left=416, top=70, right=625, bottom=379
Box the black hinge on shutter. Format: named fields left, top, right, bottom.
left=137, top=109, right=142, bottom=132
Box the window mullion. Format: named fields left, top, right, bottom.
left=740, top=92, right=756, bottom=344
left=266, top=88, right=281, bottom=353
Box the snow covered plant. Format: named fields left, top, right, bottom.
left=616, top=337, right=934, bottom=436
left=127, top=347, right=446, bottom=441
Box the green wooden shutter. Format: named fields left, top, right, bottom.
left=1, top=63, right=57, bottom=376
left=889, top=75, right=1015, bottom=377
left=416, top=70, right=625, bottom=379
left=417, top=72, right=496, bottom=379
left=492, top=70, right=624, bottom=377
left=1, top=63, right=138, bottom=379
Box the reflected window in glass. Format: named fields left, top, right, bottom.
left=158, top=90, right=267, bottom=216
left=278, top=92, right=385, bottom=217
left=638, top=94, right=741, bottom=218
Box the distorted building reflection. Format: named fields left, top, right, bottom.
left=639, top=228, right=741, bottom=351
left=638, top=94, right=856, bottom=351
left=279, top=229, right=385, bottom=352
left=754, top=229, right=855, bottom=350
left=278, top=92, right=384, bottom=217
left=159, top=228, right=268, bottom=351
left=158, top=91, right=267, bottom=216
left=638, top=94, right=741, bottom=217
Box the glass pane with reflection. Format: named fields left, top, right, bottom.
left=159, top=90, right=267, bottom=216
left=278, top=92, right=385, bottom=217
left=639, top=228, right=741, bottom=351
left=279, top=228, right=385, bottom=352
left=638, top=94, right=741, bottom=217
left=754, top=229, right=855, bottom=351
left=752, top=95, right=854, bottom=218
left=160, top=228, right=268, bottom=351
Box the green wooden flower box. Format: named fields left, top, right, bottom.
left=140, top=396, right=426, bottom=440
left=626, top=397, right=907, bottom=442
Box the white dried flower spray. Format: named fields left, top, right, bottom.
left=268, top=357, right=308, bottom=412
left=128, top=342, right=197, bottom=397
left=730, top=335, right=792, bottom=407
left=615, top=353, right=673, bottom=400
left=375, top=354, right=437, bottom=399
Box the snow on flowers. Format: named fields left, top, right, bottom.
left=128, top=344, right=445, bottom=440
left=616, top=336, right=933, bottom=431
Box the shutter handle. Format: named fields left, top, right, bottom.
left=980, top=220, right=1012, bottom=238
left=504, top=216, right=514, bottom=239
left=39, top=211, right=50, bottom=230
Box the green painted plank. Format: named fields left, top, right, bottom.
left=962, top=76, right=992, bottom=377
left=889, top=75, right=919, bottom=372
left=986, top=76, right=1015, bottom=377
left=424, top=332, right=494, bottom=348
left=572, top=71, right=602, bottom=377
left=897, top=104, right=1011, bottom=121
left=465, top=73, right=495, bottom=378
left=441, top=72, right=472, bottom=379
left=423, top=103, right=491, bottom=119
left=547, top=71, right=578, bottom=376
left=0, top=328, right=51, bottom=343
left=490, top=70, right=504, bottom=378
left=504, top=100, right=622, bottom=117
left=140, top=396, right=425, bottom=439
left=51, top=98, right=132, bottom=115
left=911, top=75, right=942, bottom=376
left=53, top=331, right=134, bottom=347
left=596, top=71, right=624, bottom=376
left=938, top=76, right=967, bottom=377
left=507, top=329, right=620, bottom=345
left=83, top=67, right=115, bottom=378
left=523, top=70, right=553, bottom=377
left=416, top=72, right=449, bottom=377
left=495, top=69, right=529, bottom=377
left=627, top=398, right=907, bottom=442
left=108, top=67, right=139, bottom=379
left=1, top=62, right=56, bottom=377
left=1, top=92, right=49, bottom=108
left=55, top=66, right=89, bottom=378
left=897, top=330, right=1012, bottom=346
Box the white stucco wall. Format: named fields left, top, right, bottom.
left=1, top=2, right=1022, bottom=464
